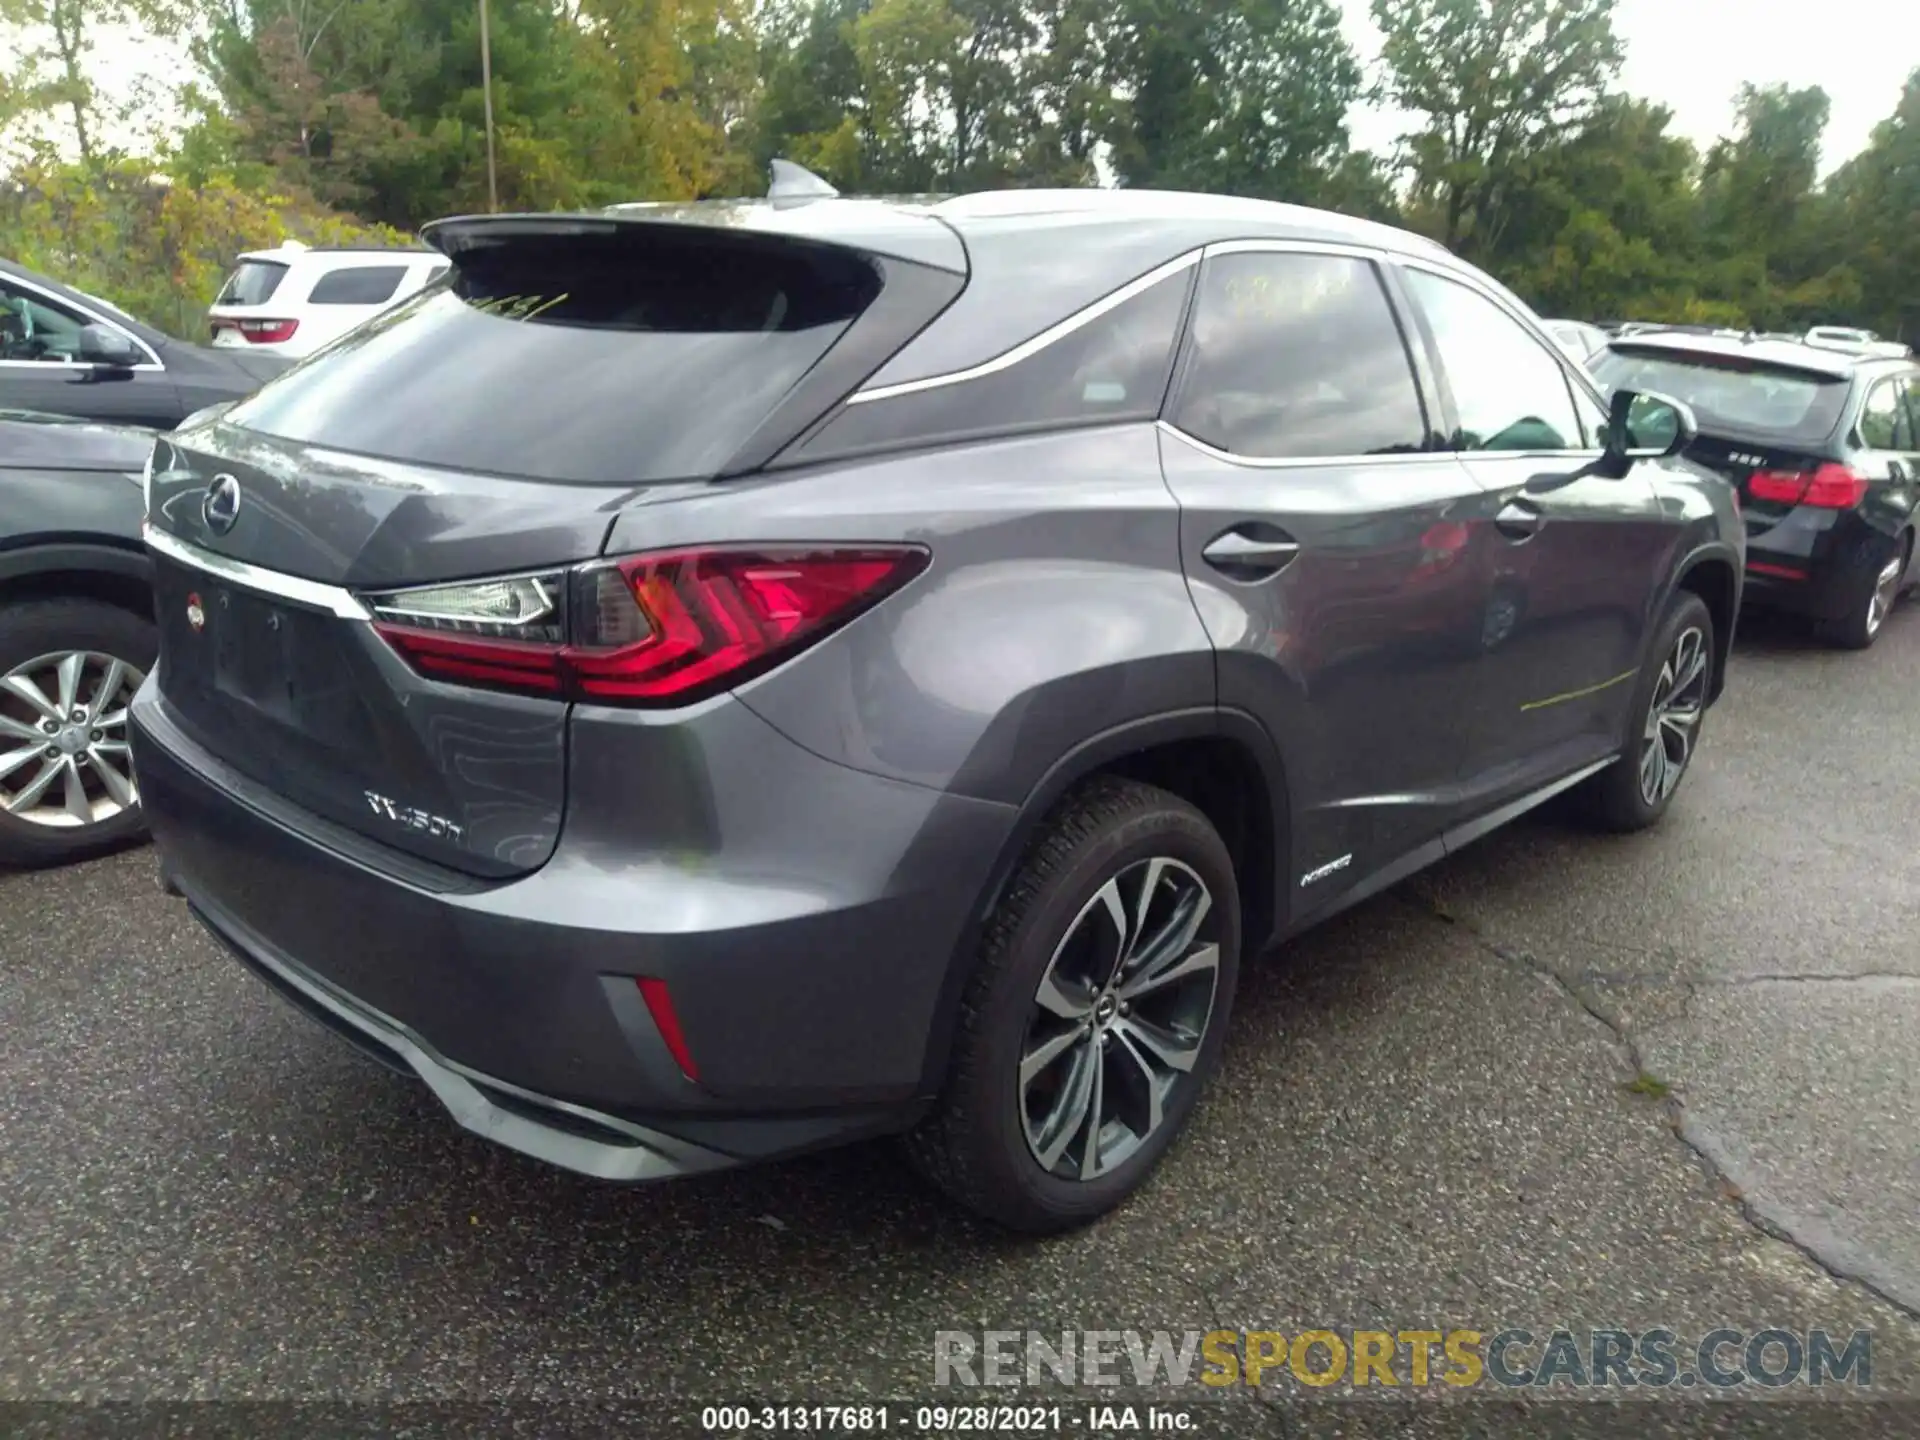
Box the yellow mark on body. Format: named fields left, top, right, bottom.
left=1519, top=668, right=1637, bottom=713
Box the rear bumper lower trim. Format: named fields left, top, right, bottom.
left=187, top=888, right=741, bottom=1183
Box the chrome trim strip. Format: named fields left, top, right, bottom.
left=143, top=524, right=373, bottom=620
left=847, top=249, right=1204, bottom=404
left=1155, top=420, right=1460, bottom=470
left=1202, top=238, right=1391, bottom=262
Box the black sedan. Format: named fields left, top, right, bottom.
left=1, top=257, right=288, bottom=429
left=1592, top=333, right=1920, bottom=648
left=0, top=410, right=154, bottom=865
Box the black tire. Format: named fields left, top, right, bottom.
left=1574, top=590, right=1714, bottom=833
left=0, top=598, right=156, bottom=868
left=903, top=776, right=1241, bottom=1232
left=1818, top=530, right=1911, bottom=651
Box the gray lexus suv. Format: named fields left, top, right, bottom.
left=130, top=185, right=1743, bottom=1231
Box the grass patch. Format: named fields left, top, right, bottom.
left=1624, top=1072, right=1672, bottom=1100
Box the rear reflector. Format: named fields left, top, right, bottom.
left=636, top=977, right=698, bottom=1081
left=1747, top=560, right=1806, bottom=580
left=1747, top=463, right=1868, bottom=509
left=370, top=545, right=929, bottom=706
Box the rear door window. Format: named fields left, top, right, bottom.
left=215, top=260, right=289, bottom=307
left=223, top=226, right=885, bottom=484
left=1168, top=250, right=1427, bottom=458
left=307, top=264, right=408, bottom=306
left=1403, top=268, right=1584, bottom=453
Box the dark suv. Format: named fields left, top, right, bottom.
left=1591, top=333, right=1920, bottom=647
left=130, top=187, right=1743, bottom=1230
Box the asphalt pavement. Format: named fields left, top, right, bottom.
left=3, top=600, right=1917, bottom=1436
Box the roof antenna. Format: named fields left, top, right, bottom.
left=769, top=158, right=839, bottom=208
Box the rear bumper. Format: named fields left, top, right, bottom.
left=132, top=680, right=1016, bottom=1178
left=1741, top=508, right=1898, bottom=620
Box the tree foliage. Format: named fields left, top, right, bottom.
left=0, top=0, right=1914, bottom=346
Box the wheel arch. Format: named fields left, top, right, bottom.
left=916, top=707, right=1293, bottom=1097
left=0, top=542, right=154, bottom=622
left=1665, top=543, right=1740, bottom=704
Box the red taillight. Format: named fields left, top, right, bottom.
left=570, top=548, right=922, bottom=702
left=636, top=977, right=698, bottom=1081
left=234, top=318, right=299, bottom=344
left=372, top=546, right=928, bottom=706
left=370, top=624, right=566, bottom=692
left=1747, top=463, right=1867, bottom=509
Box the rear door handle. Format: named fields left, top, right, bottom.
left=1202, top=526, right=1300, bottom=576
left=1494, top=499, right=1544, bottom=541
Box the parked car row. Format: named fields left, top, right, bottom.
left=1, top=180, right=1914, bottom=1232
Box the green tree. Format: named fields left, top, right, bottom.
left=1372, top=0, right=1622, bottom=255
left=2, top=0, right=188, bottom=164
left=1108, top=0, right=1361, bottom=201
left=1827, top=69, right=1920, bottom=343
left=1492, top=96, right=1707, bottom=319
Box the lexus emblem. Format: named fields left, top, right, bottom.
left=203, top=473, right=241, bottom=535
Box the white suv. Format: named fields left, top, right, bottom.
left=208, top=243, right=446, bottom=358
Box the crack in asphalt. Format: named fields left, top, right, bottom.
left=1405, top=894, right=1920, bottom=1324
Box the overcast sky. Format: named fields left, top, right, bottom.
left=1341, top=0, right=1917, bottom=174
left=42, top=1, right=1920, bottom=177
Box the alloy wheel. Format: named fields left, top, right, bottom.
left=1866, top=555, right=1903, bottom=639
left=1638, top=626, right=1708, bottom=807
left=0, top=650, right=144, bottom=829
left=1019, top=857, right=1220, bottom=1181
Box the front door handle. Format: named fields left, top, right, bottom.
left=1494, top=499, right=1544, bottom=542
left=1202, top=526, right=1300, bottom=576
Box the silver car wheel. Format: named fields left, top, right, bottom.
left=1638, top=625, right=1708, bottom=807
left=1866, top=555, right=1902, bottom=638
left=0, top=650, right=144, bottom=829
left=1019, top=857, right=1220, bottom=1181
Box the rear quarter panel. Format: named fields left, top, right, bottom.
left=601, top=424, right=1217, bottom=805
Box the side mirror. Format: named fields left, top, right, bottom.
left=77, top=323, right=141, bottom=371
left=1598, top=388, right=1695, bottom=477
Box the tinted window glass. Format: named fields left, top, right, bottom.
left=1906, top=378, right=1920, bottom=446
left=1860, top=376, right=1914, bottom=449
left=216, top=260, right=288, bottom=306
left=800, top=269, right=1188, bottom=460
left=1588, top=349, right=1850, bottom=445
left=225, top=228, right=882, bottom=484
left=1170, top=252, right=1425, bottom=458
left=0, top=281, right=88, bottom=362
left=1405, top=268, right=1581, bottom=452
left=307, top=264, right=407, bottom=306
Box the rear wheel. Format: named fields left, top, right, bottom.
left=1575, top=590, right=1713, bottom=833
left=0, top=599, right=155, bottom=868
left=904, top=777, right=1240, bottom=1232
left=1821, top=531, right=1911, bottom=650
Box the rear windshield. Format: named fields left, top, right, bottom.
left=216, top=260, right=289, bottom=307
left=1590, top=348, right=1850, bottom=443
left=223, top=227, right=882, bottom=483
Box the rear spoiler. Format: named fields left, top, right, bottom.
left=422, top=184, right=966, bottom=277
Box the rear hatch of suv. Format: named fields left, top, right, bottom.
left=1589, top=343, right=1856, bottom=532
left=147, top=210, right=965, bottom=880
